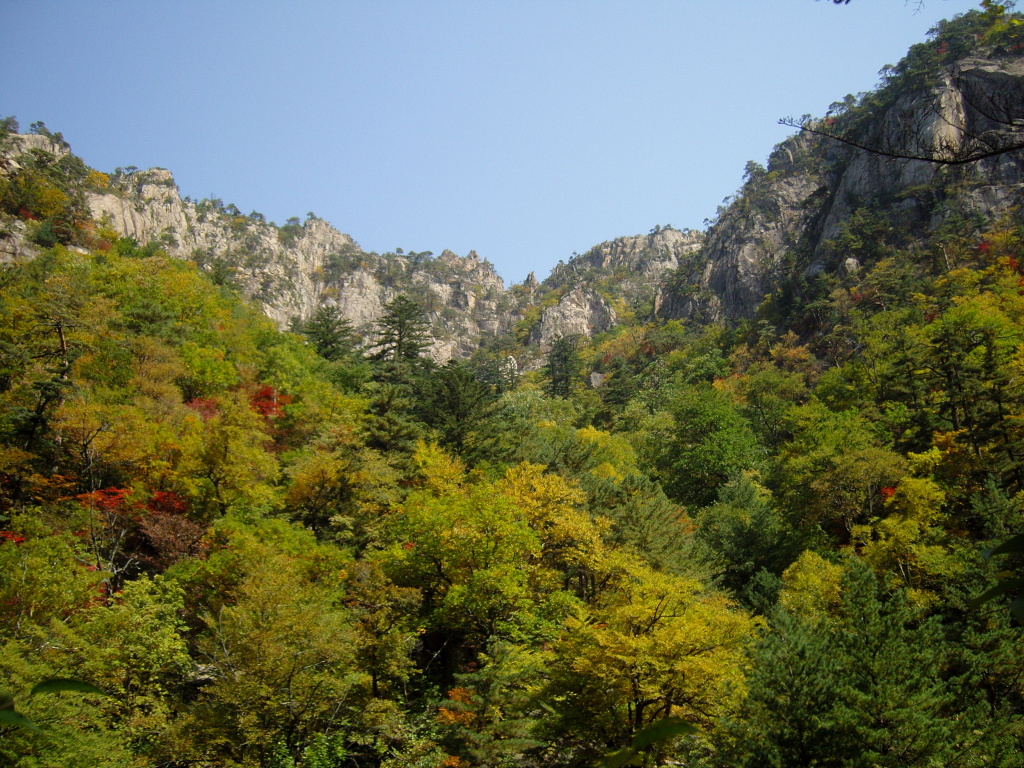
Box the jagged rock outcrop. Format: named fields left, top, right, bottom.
left=83, top=167, right=522, bottom=362
left=0, top=218, right=35, bottom=263
left=80, top=158, right=714, bottom=358
left=531, top=287, right=618, bottom=347
left=0, top=133, right=72, bottom=263
left=655, top=138, right=827, bottom=322
left=657, top=42, right=1024, bottom=324
left=5, top=130, right=695, bottom=360
left=90, top=170, right=360, bottom=326
left=547, top=226, right=703, bottom=294
left=530, top=226, right=703, bottom=346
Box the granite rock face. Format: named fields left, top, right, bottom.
left=657, top=51, right=1024, bottom=324
left=83, top=167, right=523, bottom=362
left=80, top=156, right=706, bottom=357
left=531, top=226, right=703, bottom=345
left=532, top=287, right=618, bottom=347
left=90, top=170, right=358, bottom=327
left=0, top=133, right=72, bottom=263
left=656, top=141, right=826, bottom=323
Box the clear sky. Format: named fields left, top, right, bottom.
left=1, top=0, right=982, bottom=284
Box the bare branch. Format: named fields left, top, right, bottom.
left=779, top=116, right=1024, bottom=165
left=781, top=61, right=1024, bottom=166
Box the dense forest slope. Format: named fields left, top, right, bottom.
left=3, top=6, right=1024, bottom=768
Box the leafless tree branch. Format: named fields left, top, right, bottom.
left=781, top=61, right=1024, bottom=166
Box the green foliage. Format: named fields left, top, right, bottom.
left=725, top=559, right=1023, bottom=768
left=416, top=360, right=497, bottom=455
left=301, top=304, right=358, bottom=361
left=0, top=139, right=91, bottom=246
left=371, top=293, right=432, bottom=364
left=378, top=473, right=544, bottom=645
left=641, top=383, right=761, bottom=508
left=543, top=334, right=583, bottom=398
left=695, top=475, right=801, bottom=611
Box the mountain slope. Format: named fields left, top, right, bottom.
left=657, top=10, right=1024, bottom=327
left=1, top=126, right=699, bottom=361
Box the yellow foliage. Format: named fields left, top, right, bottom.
left=575, top=425, right=637, bottom=475
left=496, top=462, right=609, bottom=575
left=86, top=170, right=110, bottom=189
left=35, top=184, right=69, bottom=218
left=555, top=564, right=758, bottom=730
left=779, top=550, right=843, bottom=620
left=413, top=441, right=466, bottom=495
left=853, top=476, right=954, bottom=600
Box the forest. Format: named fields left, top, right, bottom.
left=3, top=6, right=1024, bottom=768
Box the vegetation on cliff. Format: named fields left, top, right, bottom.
left=4, top=6, right=1024, bottom=768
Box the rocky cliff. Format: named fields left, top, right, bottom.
left=84, top=168, right=528, bottom=362
left=527, top=227, right=704, bottom=345
left=2, top=128, right=693, bottom=360
left=0, top=132, right=76, bottom=262
left=657, top=17, right=1024, bottom=325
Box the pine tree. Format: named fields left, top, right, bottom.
left=417, top=360, right=496, bottom=455
left=543, top=334, right=582, bottom=399
left=370, top=294, right=431, bottom=363
left=726, top=559, right=1020, bottom=768
left=301, top=304, right=357, bottom=361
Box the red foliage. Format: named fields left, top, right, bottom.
left=0, top=531, right=25, bottom=544
left=186, top=397, right=219, bottom=421
left=76, top=487, right=138, bottom=514
left=402, top=541, right=415, bottom=550
left=17, top=208, right=38, bottom=221
left=76, top=487, right=206, bottom=573
left=148, top=490, right=189, bottom=516
left=880, top=486, right=897, bottom=501
left=248, top=385, right=292, bottom=419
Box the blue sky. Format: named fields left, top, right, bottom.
left=1, top=0, right=981, bottom=284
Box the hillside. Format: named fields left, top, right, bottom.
left=657, top=10, right=1024, bottom=332
left=4, top=6, right=1024, bottom=768
left=1, top=131, right=697, bottom=364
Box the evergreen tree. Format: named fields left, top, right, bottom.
left=362, top=383, right=423, bottom=456
left=301, top=304, right=357, bottom=361
left=725, top=560, right=1021, bottom=768
left=417, top=360, right=496, bottom=455
left=370, top=294, right=432, bottom=364
left=543, top=334, right=582, bottom=399
left=695, top=475, right=801, bottom=610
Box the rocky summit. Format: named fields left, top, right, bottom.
left=6, top=12, right=1024, bottom=362
left=1, top=132, right=702, bottom=363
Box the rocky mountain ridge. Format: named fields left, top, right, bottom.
left=86, top=168, right=524, bottom=362
left=529, top=226, right=703, bottom=346
left=1, top=131, right=690, bottom=362
left=10, top=12, right=1024, bottom=357
left=657, top=23, right=1024, bottom=325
